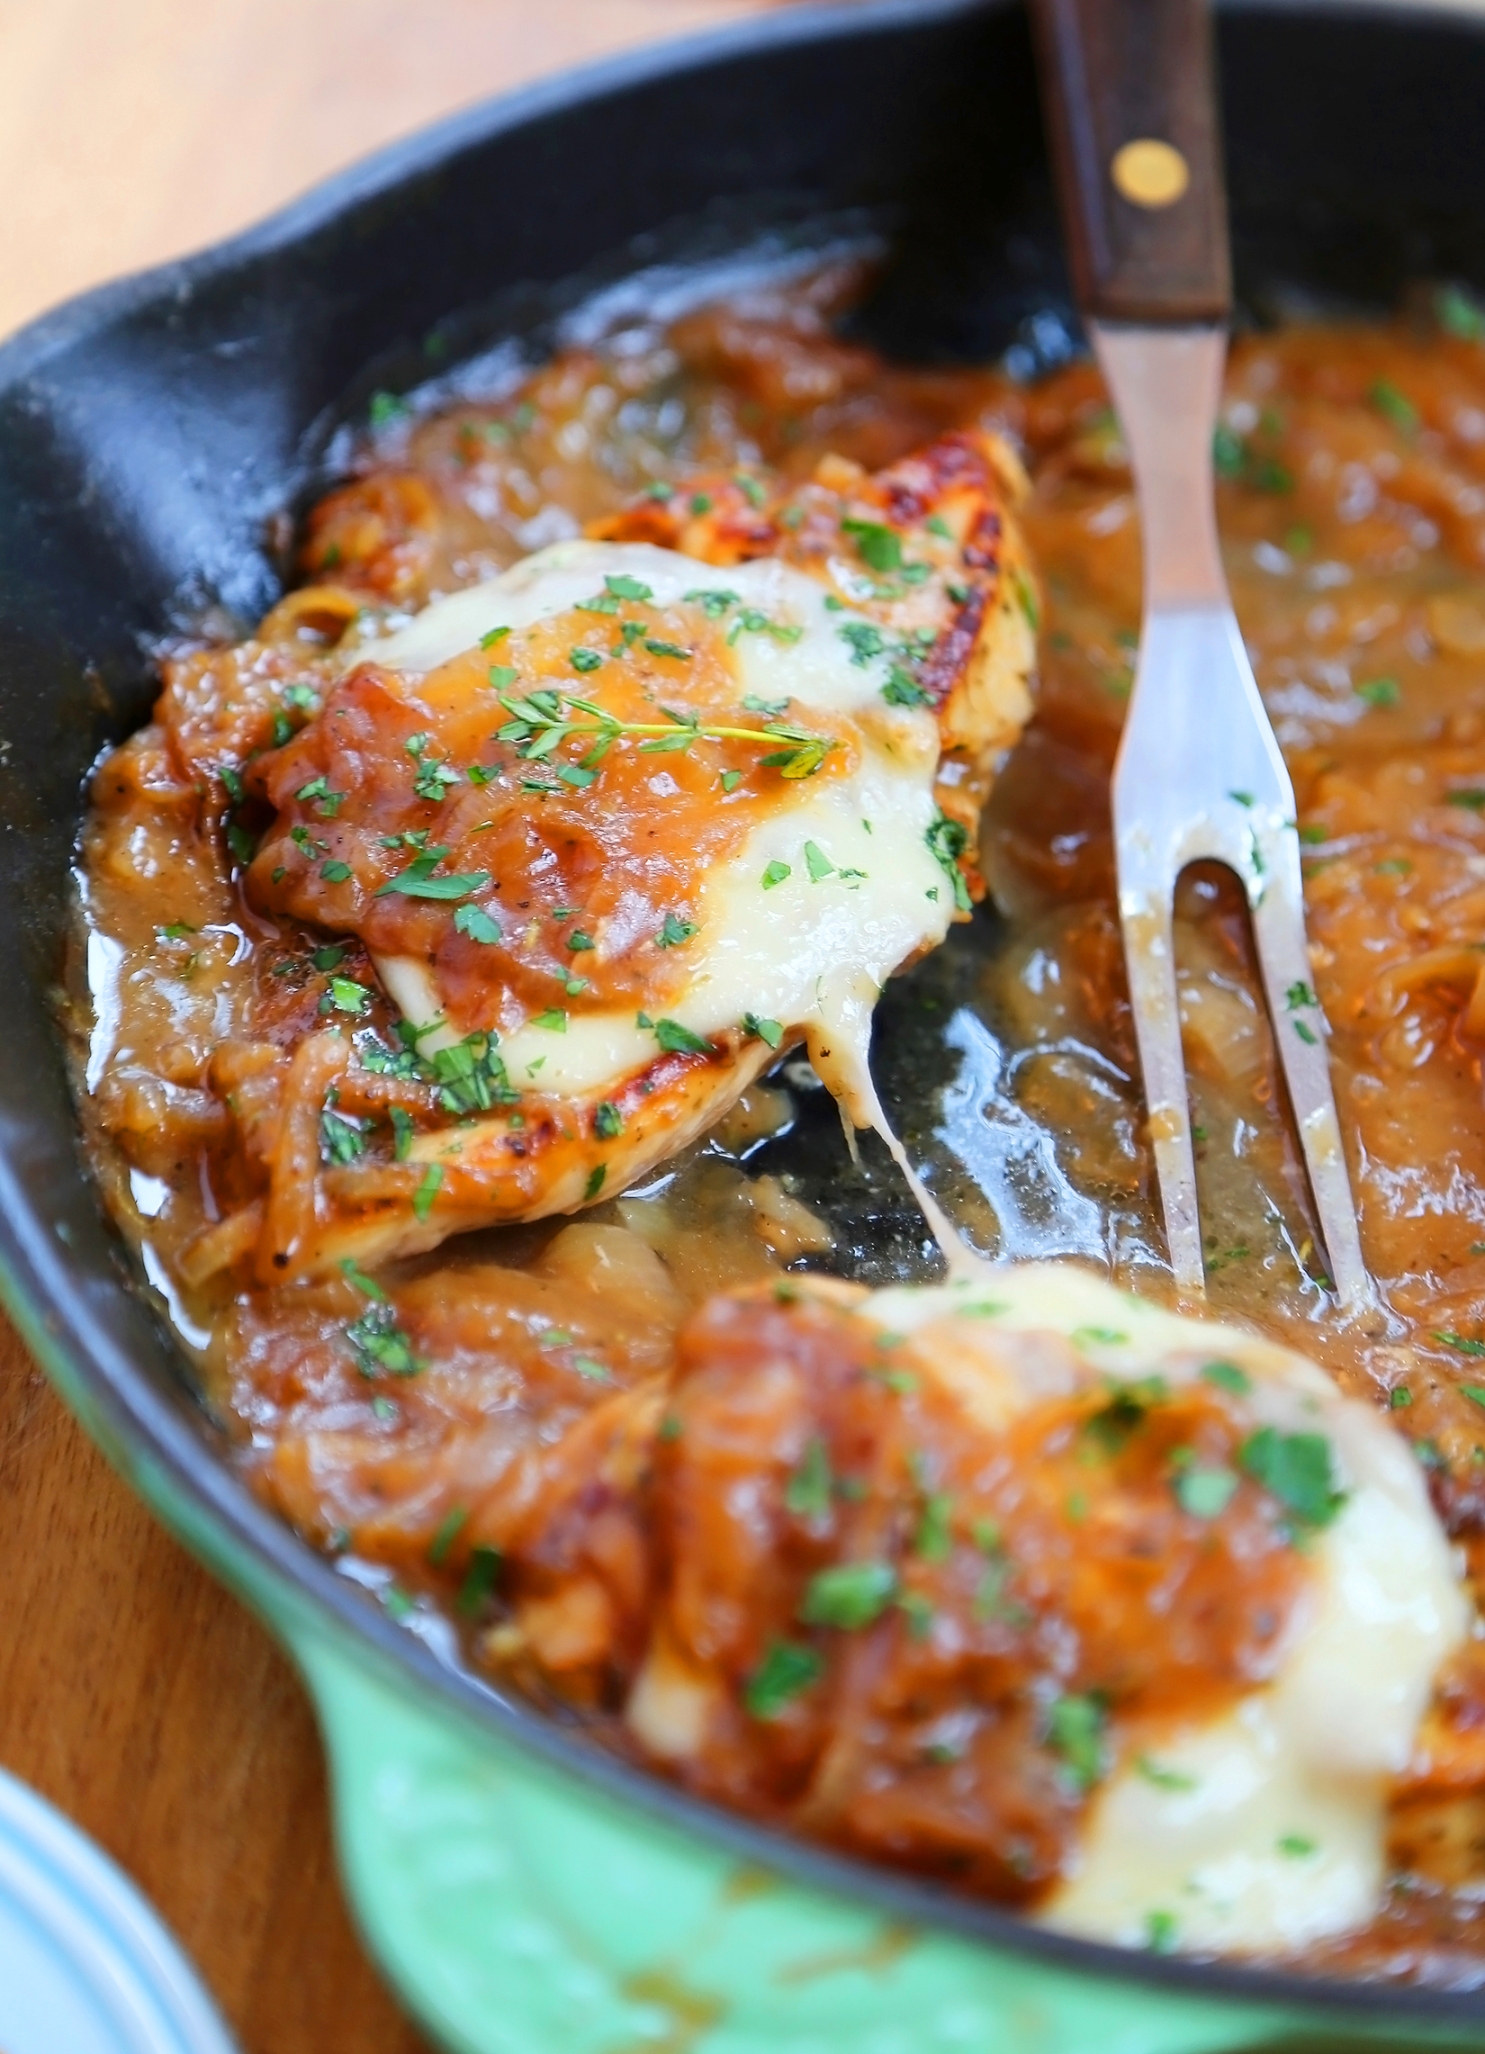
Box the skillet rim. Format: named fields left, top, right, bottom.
left=3, top=0, right=1485, bottom=2026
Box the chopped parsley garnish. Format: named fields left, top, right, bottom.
left=455, top=1545, right=501, bottom=1616
left=605, top=573, right=653, bottom=602
left=655, top=912, right=697, bottom=948
left=389, top=1107, right=415, bottom=1160
left=376, top=853, right=490, bottom=900
left=369, top=390, right=408, bottom=430
left=1046, top=1692, right=1108, bottom=1791
left=838, top=620, right=886, bottom=667
left=784, top=1437, right=833, bottom=1519
left=427, top=1032, right=514, bottom=1114
left=1239, top=1427, right=1344, bottom=1530
left=494, top=685, right=833, bottom=780
left=569, top=648, right=604, bottom=674
left=841, top=516, right=902, bottom=573
left=296, top=775, right=344, bottom=817
left=1145, top=1912, right=1178, bottom=1955
left=1436, top=1330, right=1485, bottom=1356
left=346, top=1301, right=422, bottom=1378
left=1438, top=284, right=1485, bottom=341
left=479, top=625, right=511, bottom=650
left=725, top=608, right=804, bottom=649
left=327, top=977, right=370, bottom=1015
left=1201, top=1359, right=1251, bottom=1395
left=320, top=1106, right=366, bottom=1165
left=925, top=811, right=972, bottom=912
left=321, top=860, right=353, bottom=884
left=643, top=639, right=691, bottom=662
left=914, top=1490, right=954, bottom=1562
left=567, top=930, right=594, bottom=952
left=798, top=1560, right=897, bottom=1631
left=1136, top=1754, right=1198, bottom=1792
left=1083, top=1377, right=1164, bottom=1454
left=742, top=1013, right=783, bottom=1049
left=760, top=860, right=791, bottom=890
left=583, top=1166, right=606, bottom=1202
left=684, top=587, right=741, bottom=619
left=412, top=1162, right=444, bottom=1222
left=532, top=1009, right=567, bottom=1032
left=803, top=841, right=835, bottom=882
left=882, top=665, right=931, bottom=708
left=744, top=1641, right=823, bottom=1720
left=1278, top=1833, right=1318, bottom=1858
left=1370, top=378, right=1419, bottom=434
left=454, top=904, right=502, bottom=945
left=1174, top=1464, right=1238, bottom=1519
left=488, top=663, right=519, bottom=691
left=594, top=1101, right=623, bottom=1139
left=413, top=760, right=462, bottom=802
left=1357, top=676, right=1400, bottom=707
left=719, top=769, right=743, bottom=794
left=428, top=1506, right=468, bottom=1566
left=156, top=921, right=196, bottom=942
left=340, top=1257, right=386, bottom=1301
left=652, top=1018, right=712, bottom=1056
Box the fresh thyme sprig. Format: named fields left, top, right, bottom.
left=494, top=689, right=836, bottom=781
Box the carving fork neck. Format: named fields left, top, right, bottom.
left=1092, top=321, right=1229, bottom=613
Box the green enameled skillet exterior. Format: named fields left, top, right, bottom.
left=4, top=2, right=1485, bottom=2045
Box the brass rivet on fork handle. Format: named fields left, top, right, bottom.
left=1028, top=0, right=1374, bottom=1313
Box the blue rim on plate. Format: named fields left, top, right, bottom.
left=0, top=1765, right=237, bottom=2054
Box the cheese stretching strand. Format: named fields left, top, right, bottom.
left=210, top=432, right=1035, bottom=1279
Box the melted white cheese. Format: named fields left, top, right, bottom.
left=355, top=542, right=952, bottom=1104
left=863, top=1264, right=1468, bottom=1957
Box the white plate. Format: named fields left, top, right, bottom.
left=0, top=1766, right=237, bottom=2054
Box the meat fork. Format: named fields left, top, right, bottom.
left=1029, top=0, right=1371, bottom=1311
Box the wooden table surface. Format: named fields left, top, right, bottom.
left=0, top=4, right=775, bottom=2046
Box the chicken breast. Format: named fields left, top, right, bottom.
left=482, top=1262, right=1462, bottom=1953
left=217, top=431, right=1035, bottom=1278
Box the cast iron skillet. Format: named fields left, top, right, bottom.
left=4, top=0, right=1485, bottom=2038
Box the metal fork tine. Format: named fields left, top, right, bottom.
left=1097, top=321, right=1373, bottom=1316
left=1120, top=884, right=1204, bottom=1295
left=1249, top=867, right=1373, bottom=1313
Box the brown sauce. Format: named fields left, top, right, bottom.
left=70, top=265, right=1485, bottom=1980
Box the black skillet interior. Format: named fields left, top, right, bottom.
left=6, top=0, right=1485, bottom=2031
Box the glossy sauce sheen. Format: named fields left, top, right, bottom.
left=71, top=270, right=1485, bottom=1981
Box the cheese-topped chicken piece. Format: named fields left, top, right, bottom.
left=229, top=431, right=1035, bottom=1279
left=595, top=429, right=1037, bottom=884
left=484, top=1264, right=1459, bottom=1956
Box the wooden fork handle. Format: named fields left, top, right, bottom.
left=1028, top=0, right=1232, bottom=327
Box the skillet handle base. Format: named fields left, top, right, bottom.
left=286, top=1629, right=1337, bottom=2054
